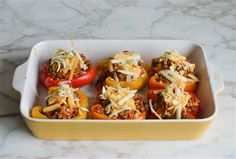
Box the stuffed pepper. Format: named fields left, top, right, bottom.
left=40, top=49, right=96, bottom=88
left=148, top=84, right=200, bottom=119
left=32, top=83, right=89, bottom=119
left=96, top=51, right=148, bottom=90
left=149, top=50, right=199, bottom=92
left=91, top=85, right=148, bottom=119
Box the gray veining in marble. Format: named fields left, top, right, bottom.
left=0, top=0, right=235, bottom=158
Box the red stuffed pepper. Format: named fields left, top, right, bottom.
left=40, top=49, right=96, bottom=88
left=148, top=84, right=200, bottom=119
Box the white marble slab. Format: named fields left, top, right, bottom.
left=0, top=0, right=235, bottom=158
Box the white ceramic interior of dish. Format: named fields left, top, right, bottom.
left=14, top=40, right=222, bottom=121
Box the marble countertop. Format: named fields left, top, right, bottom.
left=0, top=0, right=235, bottom=158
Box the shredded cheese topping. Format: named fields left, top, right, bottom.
left=159, top=70, right=188, bottom=83
left=159, top=50, right=199, bottom=82
left=149, top=99, right=162, bottom=119
left=43, top=83, right=88, bottom=113
left=163, top=50, right=186, bottom=62
left=50, top=49, right=88, bottom=80
left=160, top=84, right=191, bottom=119
left=111, top=52, right=141, bottom=64
left=109, top=51, right=143, bottom=81
left=100, top=85, right=138, bottom=118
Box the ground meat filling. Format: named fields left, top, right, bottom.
left=96, top=69, right=110, bottom=89
left=44, top=105, right=79, bottom=119
left=95, top=94, right=148, bottom=119
left=151, top=93, right=200, bottom=119
left=185, top=96, right=200, bottom=117
left=48, top=53, right=91, bottom=80
left=133, top=94, right=148, bottom=112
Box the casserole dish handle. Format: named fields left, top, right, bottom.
left=12, top=61, right=28, bottom=94
left=209, top=62, right=224, bottom=95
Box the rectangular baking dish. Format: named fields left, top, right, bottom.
left=12, top=40, right=224, bottom=140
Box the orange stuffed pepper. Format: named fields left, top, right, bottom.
left=96, top=51, right=148, bottom=90
left=149, top=50, right=198, bottom=92
left=91, top=85, right=148, bottom=120
left=32, top=83, right=89, bottom=119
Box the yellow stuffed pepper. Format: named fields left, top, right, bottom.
left=32, top=83, right=89, bottom=119
left=96, top=51, right=148, bottom=90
